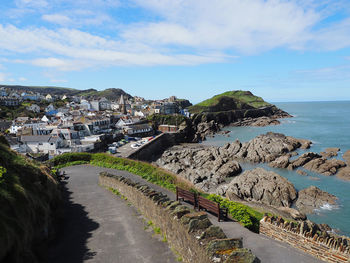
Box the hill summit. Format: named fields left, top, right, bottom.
left=188, top=90, right=271, bottom=114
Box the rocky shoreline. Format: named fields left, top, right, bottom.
left=155, top=132, right=349, bottom=224
left=181, top=105, right=292, bottom=142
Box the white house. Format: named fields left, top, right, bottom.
left=80, top=99, right=92, bottom=110
left=45, top=94, right=53, bottom=101
left=10, top=124, right=23, bottom=134
left=134, top=110, right=145, bottom=117
left=91, top=101, right=100, bottom=111
left=45, top=104, right=55, bottom=113
left=27, top=104, right=40, bottom=113
left=20, top=135, right=64, bottom=155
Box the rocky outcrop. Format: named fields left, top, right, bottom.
left=303, top=157, right=346, bottom=176
left=287, top=152, right=322, bottom=170
left=235, top=132, right=311, bottom=163
left=217, top=168, right=297, bottom=207
left=277, top=207, right=307, bottom=220
left=232, top=116, right=280, bottom=127
left=320, top=148, right=340, bottom=158
left=156, top=133, right=315, bottom=191
left=156, top=146, right=241, bottom=192
left=343, top=150, right=350, bottom=164
left=194, top=120, right=220, bottom=141
left=337, top=167, right=350, bottom=180
left=269, top=155, right=291, bottom=169
left=295, top=186, right=338, bottom=214
left=191, top=105, right=291, bottom=126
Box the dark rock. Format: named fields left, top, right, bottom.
left=336, top=167, right=350, bottom=181
left=235, top=132, right=311, bottom=163
left=180, top=212, right=208, bottom=225
left=187, top=218, right=212, bottom=233
left=200, top=226, right=227, bottom=240
left=288, top=152, right=322, bottom=170
left=295, top=186, right=338, bottom=214
left=224, top=249, right=257, bottom=263
left=343, top=150, right=350, bottom=164
left=269, top=155, right=290, bottom=169
left=206, top=238, right=243, bottom=256
left=296, top=170, right=308, bottom=176
left=277, top=207, right=307, bottom=220
left=321, top=148, right=340, bottom=159
left=170, top=205, right=191, bottom=219
left=303, top=158, right=346, bottom=176
left=218, top=168, right=297, bottom=207
left=232, top=116, right=280, bottom=127
left=156, top=145, right=242, bottom=192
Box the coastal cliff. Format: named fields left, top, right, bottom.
left=187, top=91, right=291, bottom=141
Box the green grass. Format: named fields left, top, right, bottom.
left=50, top=152, right=265, bottom=233
left=0, top=136, right=61, bottom=262
left=188, top=90, right=271, bottom=114
left=206, top=194, right=263, bottom=232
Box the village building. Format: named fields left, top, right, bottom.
left=0, top=97, right=19, bottom=106
left=158, top=124, right=178, bottom=133
left=27, top=104, right=40, bottom=113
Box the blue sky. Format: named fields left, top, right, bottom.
left=1, top=0, right=350, bottom=103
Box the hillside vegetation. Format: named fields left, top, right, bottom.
left=188, top=90, right=271, bottom=114
left=1, top=85, right=132, bottom=101
left=0, top=136, right=61, bottom=262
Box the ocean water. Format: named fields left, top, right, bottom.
left=202, top=101, right=350, bottom=236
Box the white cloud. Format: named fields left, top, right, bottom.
left=19, top=77, right=27, bottom=81
left=0, top=24, right=229, bottom=70
left=42, top=14, right=72, bottom=25
left=126, top=0, right=322, bottom=53
left=1, top=0, right=350, bottom=71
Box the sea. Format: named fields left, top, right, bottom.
left=201, top=101, right=350, bottom=236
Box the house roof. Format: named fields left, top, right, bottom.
left=21, top=135, right=51, bottom=143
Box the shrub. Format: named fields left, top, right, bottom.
left=207, top=194, right=263, bottom=232
left=50, top=152, right=92, bottom=166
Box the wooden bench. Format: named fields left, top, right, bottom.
left=176, top=187, right=197, bottom=209
left=197, top=195, right=228, bottom=222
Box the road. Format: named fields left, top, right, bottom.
left=49, top=165, right=323, bottom=263
left=48, top=165, right=177, bottom=263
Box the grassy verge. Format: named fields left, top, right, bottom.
left=0, top=137, right=61, bottom=262
left=50, top=152, right=264, bottom=232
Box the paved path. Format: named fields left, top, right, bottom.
left=48, top=165, right=177, bottom=263
left=50, top=165, right=324, bottom=263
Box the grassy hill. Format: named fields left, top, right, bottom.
left=0, top=136, right=61, bottom=262
left=188, top=90, right=271, bottom=114
left=0, top=85, right=132, bottom=101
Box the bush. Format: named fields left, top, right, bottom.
left=50, top=152, right=92, bottom=166
left=207, top=194, right=263, bottom=232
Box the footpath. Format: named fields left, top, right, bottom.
left=52, top=165, right=323, bottom=263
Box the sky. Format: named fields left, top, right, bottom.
left=1, top=0, right=350, bottom=103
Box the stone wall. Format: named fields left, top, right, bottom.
left=260, top=216, right=350, bottom=263
left=127, top=133, right=177, bottom=161
left=99, top=172, right=257, bottom=263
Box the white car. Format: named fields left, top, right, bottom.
left=131, top=143, right=141, bottom=149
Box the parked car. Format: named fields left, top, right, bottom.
left=131, top=143, right=141, bottom=149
